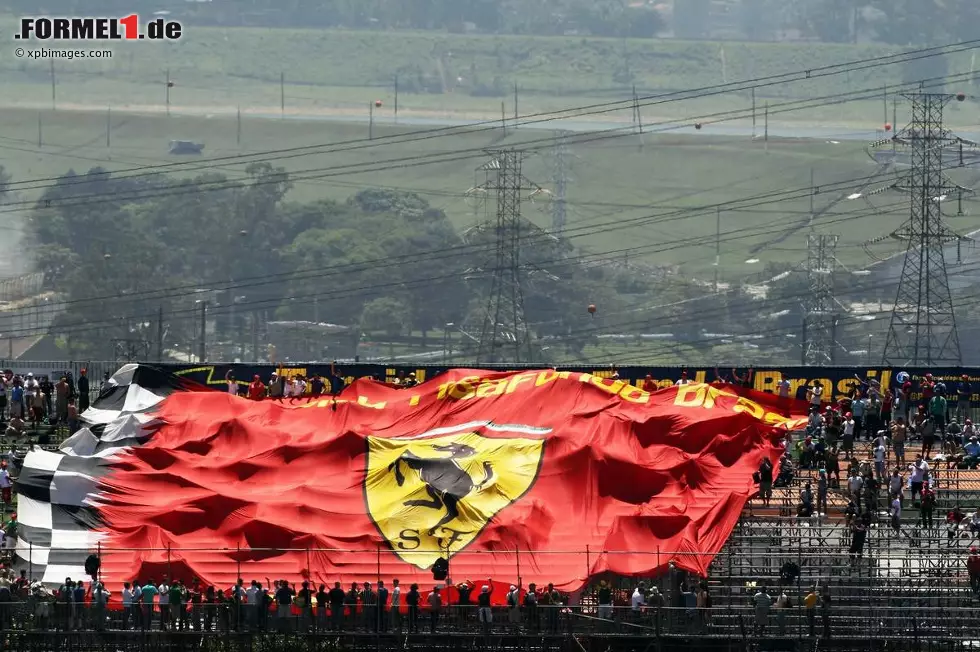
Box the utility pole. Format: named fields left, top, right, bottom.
left=394, top=73, right=399, bottom=123
left=631, top=84, right=644, bottom=149
left=165, top=69, right=171, bottom=116
left=751, top=87, right=756, bottom=139
left=369, top=101, right=374, bottom=140
left=801, top=234, right=840, bottom=365
left=476, top=149, right=536, bottom=364
left=198, top=301, right=207, bottom=363
left=50, top=60, right=56, bottom=110
left=251, top=311, right=259, bottom=362
left=37, top=112, right=42, bottom=148
left=764, top=101, right=769, bottom=151
left=714, top=208, right=721, bottom=292
left=552, top=131, right=568, bottom=238
left=236, top=105, right=242, bottom=146
left=156, top=305, right=164, bottom=362
left=501, top=102, right=507, bottom=136
left=280, top=71, right=285, bottom=118
left=106, top=107, right=111, bottom=149
left=878, top=91, right=971, bottom=366
left=513, top=83, right=519, bottom=127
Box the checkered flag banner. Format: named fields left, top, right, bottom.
left=14, top=364, right=196, bottom=585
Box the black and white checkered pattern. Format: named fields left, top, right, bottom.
left=14, top=364, right=192, bottom=585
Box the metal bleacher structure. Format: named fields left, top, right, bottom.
left=702, top=448, right=980, bottom=647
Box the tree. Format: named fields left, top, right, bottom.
left=360, top=297, right=410, bottom=337
left=800, top=0, right=855, bottom=44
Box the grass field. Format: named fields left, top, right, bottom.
left=4, top=105, right=975, bottom=286
left=2, top=19, right=979, bottom=127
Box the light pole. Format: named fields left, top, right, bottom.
left=443, top=323, right=454, bottom=364
left=867, top=334, right=873, bottom=366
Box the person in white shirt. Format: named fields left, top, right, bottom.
left=0, top=468, right=11, bottom=508
left=631, top=583, right=646, bottom=612
left=777, top=378, right=792, bottom=399
left=122, top=582, right=134, bottom=630
left=226, top=374, right=238, bottom=396
left=847, top=470, right=864, bottom=509
left=158, top=581, right=170, bottom=630
left=909, top=456, right=929, bottom=503
left=675, top=372, right=690, bottom=386
left=874, top=443, right=887, bottom=482
left=890, top=496, right=902, bottom=533
left=92, top=583, right=111, bottom=631
left=246, top=580, right=260, bottom=628
left=807, top=381, right=823, bottom=407
left=390, top=579, right=401, bottom=630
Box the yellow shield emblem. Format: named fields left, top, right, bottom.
left=365, top=428, right=547, bottom=570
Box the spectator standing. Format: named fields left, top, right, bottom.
left=39, top=376, right=53, bottom=419
left=852, top=393, right=867, bottom=440
left=67, top=399, right=78, bottom=435
left=376, top=580, right=389, bottom=632
left=920, top=482, right=936, bottom=529
left=405, top=583, right=420, bottom=633
left=804, top=587, right=818, bottom=637
left=968, top=547, right=980, bottom=596
left=817, top=470, right=829, bottom=516
left=910, top=456, right=929, bottom=504
left=388, top=579, right=400, bottom=632
left=890, top=494, right=902, bottom=535
left=55, top=377, right=69, bottom=426
left=807, top=381, right=824, bottom=409
left=92, top=582, right=110, bottom=631
left=929, top=393, right=948, bottom=447
left=247, top=375, right=265, bottom=400
left=274, top=580, right=292, bottom=633
left=77, top=369, right=89, bottom=413
left=752, top=585, right=771, bottom=637
left=427, top=585, right=442, bottom=633
left=957, top=375, right=973, bottom=422
left=891, top=418, right=908, bottom=466
left=328, top=582, right=345, bottom=632
left=757, top=458, right=773, bottom=508
left=596, top=580, right=613, bottom=620
left=477, top=583, right=493, bottom=638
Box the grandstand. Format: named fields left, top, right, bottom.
left=3, top=364, right=980, bottom=652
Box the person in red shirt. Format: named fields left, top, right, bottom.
left=968, top=546, right=980, bottom=596
left=247, top=375, right=266, bottom=401
left=921, top=375, right=936, bottom=414
left=642, top=375, right=657, bottom=393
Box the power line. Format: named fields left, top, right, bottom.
left=2, top=48, right=977, bottom=207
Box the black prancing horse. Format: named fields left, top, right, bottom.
left=388, top=442, right=495, bottom=535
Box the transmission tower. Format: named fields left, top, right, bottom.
left=877, top=92, right=974, bottom=366
left=552, top=131, right=568, bottom=237
left=801, top=234, right=840, bottom=365
left=476, top=149, right=536, bottom=364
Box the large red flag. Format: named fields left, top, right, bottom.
left=95, top=369, right=806, bottom=595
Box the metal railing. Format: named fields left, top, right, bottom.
left=0, top=603, right=976, bottom=642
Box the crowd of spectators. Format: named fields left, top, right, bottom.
left=0, top=369, right=102, bottom=441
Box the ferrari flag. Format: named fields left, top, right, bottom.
left=16, top=366, right=806, bottom=594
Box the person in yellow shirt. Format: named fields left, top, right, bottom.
left=804, top=587, right=819, bottom=637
